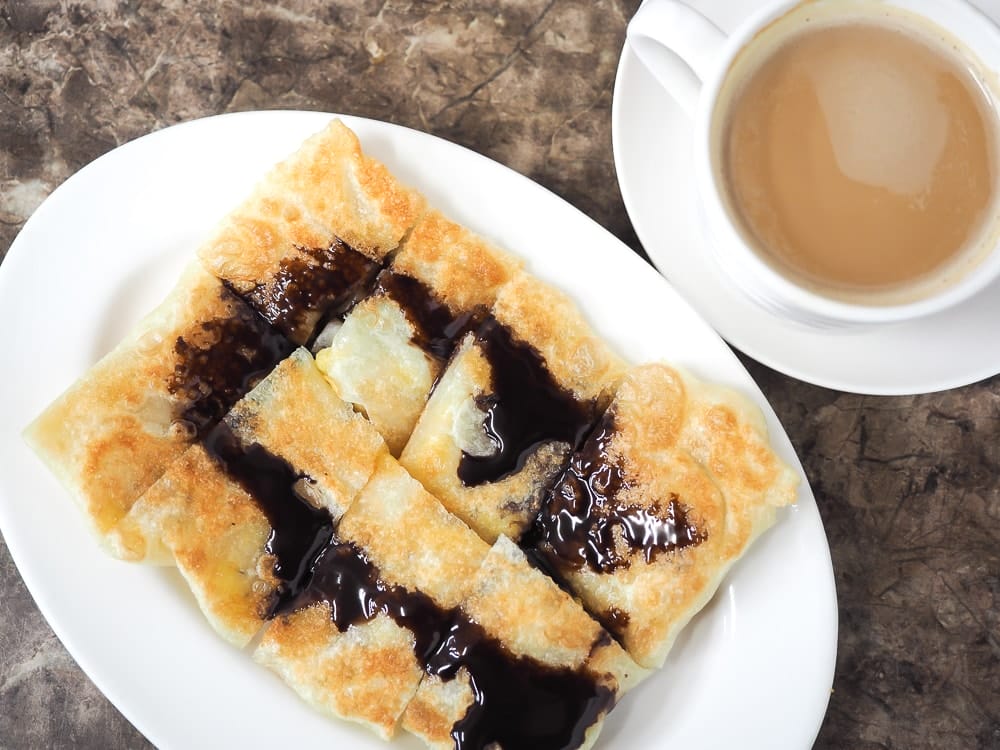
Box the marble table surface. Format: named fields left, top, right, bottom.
left=1, top=1, right=998, bottom=748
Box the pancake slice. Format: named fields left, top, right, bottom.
left=24, top=263, right=295, bottom=547
left=110, top=440, right=278, bottom=646
left=315, top=211, right=521, bottom=454
left=108, top=348, right=387, bottom=647
left=675, top=368, right=800, bottom=558
left=527, top=363, right=798, bottom=668
left=403, top=535, right=646, bottom=750
left=197, top=119, right=426, bottom=344
left=222, top=349, right=387, bottom=520
left=253, top=454, right=491, bottom=740
left=399, top=270, right=626, bottom=543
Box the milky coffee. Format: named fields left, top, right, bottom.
left=718, top=6, right=999, bottom=301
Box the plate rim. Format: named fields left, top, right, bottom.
left=0, top=109, right=838, bottom=749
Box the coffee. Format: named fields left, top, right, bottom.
left=718, top=8, right=999, bottom=301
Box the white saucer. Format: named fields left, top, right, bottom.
left=612, top=0, right=1000, bottom=395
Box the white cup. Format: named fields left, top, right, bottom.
left=627, top=0, right=1000, bottom=328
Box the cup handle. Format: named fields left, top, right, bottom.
left=626, top=0, right=728, bottom=115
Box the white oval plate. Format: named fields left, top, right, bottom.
left=613, top=0, right=1000, bottom=395
left=0, top=111, right=836, bottom=750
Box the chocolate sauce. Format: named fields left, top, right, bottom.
left=426, top=616, right=615, bottom=750
left=168, top=289, right=295, bottom=436
left=271, top=521, right=616, bottom=748
left=201, top=422, right=332, bottom=615
left=280, top=539, right=450, bottom=662
left=244, top=239, right=379, bottom=345
left=529, top=414, right=707, bottom=574
left=457, top=319, right=595, bottom=486
left=375, top=270, right=480, bottom=360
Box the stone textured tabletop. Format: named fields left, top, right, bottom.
left=1, top=1, right=998, bottom=748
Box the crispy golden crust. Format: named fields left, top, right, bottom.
left=198, top=119, right=424, bottom=279
left=466, top=537, right=629, bottom=672
left=674, top=367, right=799, bottom=557
left=339, top=454, right=490, bottom=609
left=308, top=120, right=426, bottom=256
left=255, top=608, right=425, bottom=740
left=195, top=194, right=331, bottom=294
left=391, top=210, right=522, bottom=313
left=226, top=348, right=387, bottom=520
left=113, top=443, right=277, bottom=647
left=315, top=296, right=437, bottom=456
left=490, top=270, right=626, bottom=403
left=551, top=363, right=797, bottom=668
left=24, top=264, right=247, bottom=544
left=400, top=670, right=475, bottom=750
left=399, top=335, right=569, bottom=543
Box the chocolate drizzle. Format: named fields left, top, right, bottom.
left=167, top=288, right=295, bottom=437
left=201, top=422, right=332, bottom=615
left=457, top=319, right=596, bottom=486
left=279, top=539, right=451, bottom=662
left=287, top=540, right=615, bottom=749
left=259, top=520, right=615, bottom=749
left=527, top=413, right=707, bottom=575
left=243, top=239, right=380, bottom=345
left=375, top=270, right=481, bottom=360
left=426, top=616, right=615, bottom=750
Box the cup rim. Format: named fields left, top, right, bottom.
left=693, top=0, right=1000, bottom=326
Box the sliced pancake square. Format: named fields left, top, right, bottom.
left=528, top=363, right=798, bottom=668
left=315, top=210, right=521, bottom=454
left=254, top=454, right=490, bottom=740
left=197, top=119, right=426, bottom=344
left=109, top=348, right=387, bottom=647
left=403, top=535, right=645, bottom=750
left=24, top=263, right=295, bottom=547
left=399, top=270, right=626, bottom=543
left=110, top=441, right=278, bottom=647
left=674, top=367, right=799, bottom=555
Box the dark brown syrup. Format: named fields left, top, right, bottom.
left=296, top=540, right=616, bottom=749
left=201, top=422, right=332, bottom=616
left=528, top=414, right=707, bottom=575
left=243, top=239, right=379, bottom=344
left=375, top=270, right=481, bottom=361
left=280, top=539, right=451, bottom=662
left=167, top=287, right=295, bottom=436
left=426, top=616, right=615, bottom=750
left=457, top=319, right=595, bottom=486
